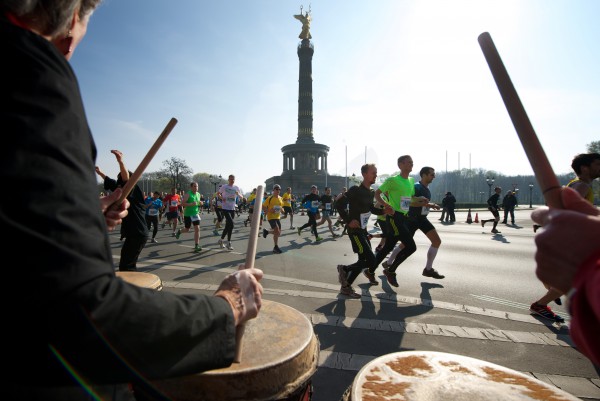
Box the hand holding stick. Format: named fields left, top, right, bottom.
left=234, top=184, right=265, bottom=363
left=478, top=32, right=562, bottom=209
left=108, top=117, right=178, bottom=210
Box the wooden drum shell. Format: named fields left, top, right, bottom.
left=116, top=271, right=163, bottom=291
left=152, top=300, right=319, bottom=401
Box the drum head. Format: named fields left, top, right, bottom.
left=351, top=351, right=579, bottom=401
left=116, top=271, right=162, bottom=291
left=153, top=300, right=319, bottom=401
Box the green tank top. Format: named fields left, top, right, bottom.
left=184, top=191, right=201, bottom=217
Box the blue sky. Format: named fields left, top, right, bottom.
left=73, top=0, right=600, bottom=193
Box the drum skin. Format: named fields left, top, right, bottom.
left=116, top=271, right=163, bottom=291
left=152, top=300, right=319, bottom=401
left=346, top=351, right=579, bottom=401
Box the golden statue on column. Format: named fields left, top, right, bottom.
left=294, top=5, right=312, bottom=40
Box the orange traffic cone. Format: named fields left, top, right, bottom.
left=466, top=208, right=473, bottom=224
left=474, top=213, right=479, bottom=223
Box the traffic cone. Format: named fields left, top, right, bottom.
left=466, top=208, right=473, bottom=224
left=474, top=212, right=479, bottom=223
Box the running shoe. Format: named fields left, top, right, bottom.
left=383, top=267, right=399, bottom=287
left=491, top=229, right=501, bottom=234
left=297, top=227, right=302, bottom=236
left=273, top=246, right=282, bottom=254
left=340, top=285, right=361, bottom=299
left=332, top=233, right=339, bottom=238
left=218, top=239, right=225, bottom=249
left=244, top=220, right=248, bottom=227
left=337, top=265, right=348, bottom=286
left=263, top=228, right=269, bottom=238
left=171, top=232, right=176, bottom=237
left=381, top=260, right=390, bottom=270
left=150, top=238, right=158, bottom=243
left=175, top=229, right=181, bottom=239
left=363, top=269, right=379, bottom=285
left=422, top=268, right=445, bottom=279
left=226, top=241, right=234, bottom=250
left=481, top=220, right=485, bottom=227
left=315, top=236, right=324, bottom=242
left=194, top=244, right=202, bottom=253
left=530, top=302, right=565, bottom=323
left=290, top=226, right=295, bottom=230
left=554, top=297, right=562, bottom=306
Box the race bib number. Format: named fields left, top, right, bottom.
left=325, top=203, right=331, bottom=210
left=191, top=214, right=201, bottom=222
left=170, top=200, right=178, bottom=207
left=421, top=206, right=430, bottom=216
left=400, top=196, right=411, bottom=211
left=311, top=200, right=320, bottom=209
left=273, top=205, right=281, bottom=213
left=360, top=212, right=371, bottom=229
left=148, top=208, right=159, bottom=216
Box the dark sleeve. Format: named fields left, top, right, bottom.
left=2, top=24, right=235, bottom=386
left=334, top=191, right=350, bottom=222
left=104, top=176, right=118, bottom=191
left=370, top=204, right=385, bottom=216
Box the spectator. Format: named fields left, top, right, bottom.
left=531, top=187, right=600, bottom=366
left=1, top=2, right=264, bottom=399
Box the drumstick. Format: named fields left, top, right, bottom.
left=477, top=32, right=563, bottom=209
left=110, top=117, right=178, bottom=208
left=234, top=184, right=265, bottom=363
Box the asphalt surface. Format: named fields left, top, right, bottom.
left=112, top=207, right=600, bottom=400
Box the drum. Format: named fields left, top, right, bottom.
left=116, top=271, right=163, bottom=291
left=152, top=300, right=319, bottom=401
left=343, top=350, right=579, bottom=401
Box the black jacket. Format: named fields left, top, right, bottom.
left=1, top=17, right=235, bottom=396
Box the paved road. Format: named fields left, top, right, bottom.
left=113, top=208, right=600, bottom=400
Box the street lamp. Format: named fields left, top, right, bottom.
left=479, top=191, right=485, bottom=203
left=486, top=176, right=495, bottom=198
left=529, top=183, right=534, bottom=208
left=210, top=174, right=222, bottom=193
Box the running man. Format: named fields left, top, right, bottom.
left=144, top=191, right=163, bottom=243
left=262, top=184, right=285, bottom=254
left=315, top=186, right=339, bottom=238
left=298, top=185, right=323, bottom=242
left=382, top=167, right=445, bottom=280
left=218, top=174, right=243, bottom=250
left=481, top=187, right=502, bottom=234
left=162, top=187, right=181, bottom=236
left=175, top=182, right=203, bottom=253
left=282, top=187, right=295, bottom=229
left=335, top=164, right=393, bottom=298
left=369, top=155, right=428, bottom=287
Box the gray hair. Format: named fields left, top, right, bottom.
left=0, top=0, right=102, bottom=38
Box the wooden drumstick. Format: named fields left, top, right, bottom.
left=234, top=184, right=265, bottom=363
left=110, top=117, right=178, bottom=209
left=478, top=32, right=563, bottom=209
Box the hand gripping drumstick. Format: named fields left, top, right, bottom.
left=478, top=32, right=563, bottom=209
left=234, top=184, right=265, bottom=363
left=109, top=118, right=178, bottom=209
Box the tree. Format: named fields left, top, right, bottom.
left=587, top=140, right=600, bottom=153
left=158, top=157, right=193, bottom=191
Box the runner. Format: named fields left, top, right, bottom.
left=218, top=174, right=243, bottom=250
left=262, top=184, right=285, bottom=254
left=175, top=182, right=203, bottom=253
